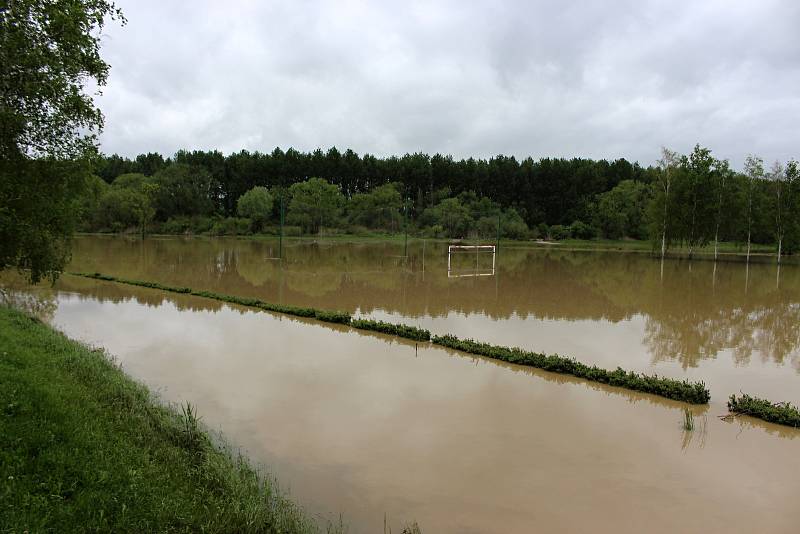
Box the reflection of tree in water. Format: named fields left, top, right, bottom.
left=64, top=236, right=800, bottom=368
left=643, top=263, right=800, bottom=369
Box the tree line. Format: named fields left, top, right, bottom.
left=85, top=145, right=799, bottom=256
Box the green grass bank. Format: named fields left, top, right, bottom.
left=0, top=305, right=331, bottom=533
left=71, top=272, right=709, bottom=404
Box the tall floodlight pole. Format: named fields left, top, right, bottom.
left=279, top=194, right=285, bottom=260
left=403, top=199, right=409, bottom=258
left=496, top=213, right=501, bottom=254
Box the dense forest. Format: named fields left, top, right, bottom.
left=81, top=145, right=800, bottom=255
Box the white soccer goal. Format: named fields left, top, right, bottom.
left=447, top=244, right=496, bottom=278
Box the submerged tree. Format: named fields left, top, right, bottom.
left=0, top=0, right=124, bottom=282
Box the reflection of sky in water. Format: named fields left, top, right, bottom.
left=37, top=291, right=800, bottom=533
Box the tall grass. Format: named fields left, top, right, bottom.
left=682, top=408, right=694, bottom=431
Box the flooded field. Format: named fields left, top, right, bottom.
left=5, top=235, right=800, bottom=532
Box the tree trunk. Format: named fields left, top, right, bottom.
left=713, top=230, right=719, bottom=262
left=660, top=179, right=670, bottom=260
left=746, top=231, right=751, bottom=263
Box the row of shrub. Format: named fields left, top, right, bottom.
left=350, top=319, right=431, bottom=341
left=77, top=273, right=419, bottom=335
left=430, top=335, right=711, bottom=404
left=71, top=273, right=800, bottom=422
left=728, top=394, right=800, bottom=428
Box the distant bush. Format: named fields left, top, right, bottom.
left=568, top=220, right=596, bottom=240
left=210, top=217, right=252, bottom=236
left=728, top=394, right=800, bottom=427
left=159, top=217, right=192, bottom=234
left=259, top=224, right=303, bottom=237
left=549, top=224, right=570, bottom=240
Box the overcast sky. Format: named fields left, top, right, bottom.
left=96, top=0, right=799, bottom=168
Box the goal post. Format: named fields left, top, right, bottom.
left=447, top=244, right=496, bottom=277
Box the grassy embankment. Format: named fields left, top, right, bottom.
left=0, top=305, right=332, bottom=533
left=72, top=272, right=710, bottom=404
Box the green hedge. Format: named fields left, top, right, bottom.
left=431, top=335, right=710, bottom=404
left=313, top=310, right=352, bottom=325
left=74, top=272, right=712, bottom=405
left=727, top=394, right=800, bottom=428
left=351, top=319, right=431, bottom=341
left=74, top=273, right=421, bottom=331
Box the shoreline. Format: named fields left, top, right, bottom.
left=0, top=305, right=336, bottom=533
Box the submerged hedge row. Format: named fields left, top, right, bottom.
left=728, top=394, right=800, bottom=428
left=74, top=272, right=712, bottom=405
left=431, top=335, right=711, bottom=404
left=75, top=273, right=421, bottom=335
left=350, top=319, right=431, bottom=341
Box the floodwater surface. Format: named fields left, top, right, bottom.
left=5, top=235, right=800, bottom=533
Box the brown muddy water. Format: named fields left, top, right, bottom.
left=4, top=235, right=800, bottom=533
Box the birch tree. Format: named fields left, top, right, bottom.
left=712, top=158, right=732, bottom=261
left=656, top=147, right=679, bottom=259
left=768, top=161, right=786, bottom=263
left=742, top=155, right=764, bottom=263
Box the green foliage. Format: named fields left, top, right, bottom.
left=593, top=180, right=651, bottom=239
left=0, top=306, right=323, bottom=532
left=348, top=183, right=403, bottom=230
left=1, top=159, right=88, bottom=282
left=150, top=164, right=216, bottom=220
left=430, top=335, right=710, bottom=404
left=312, top=310, right=352, bottom=325
left=568, top=220, right=596, bottom=240
left=77, top=174, right=110, bottom=229
left=210, top=217, right=252, bottom=236
left=287, top=178, right=344, bottom=234
left=0, top=0, right=124, bottom=159
left=499, top=208, right=529, bottom=239
left=237, top=186, right=274, bottom=230
left=549, top=225, right=570, bottom=240
left=0, top=1, right=124, bottom=281
left=95, top=186, right=155, bottom=234
left=351, top=319, right=431, bottom=341
left=727, top=394, right=800, bottom=428
left=420, top=197, right=472, bottom=238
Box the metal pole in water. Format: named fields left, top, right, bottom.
left=279, top=194, right=285, bottom=260
left=496, top=213, right=501, bottom=254
left=403, top=200, right=408, bottom=258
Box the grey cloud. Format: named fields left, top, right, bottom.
left=96, top=0, right=800, bottom=168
